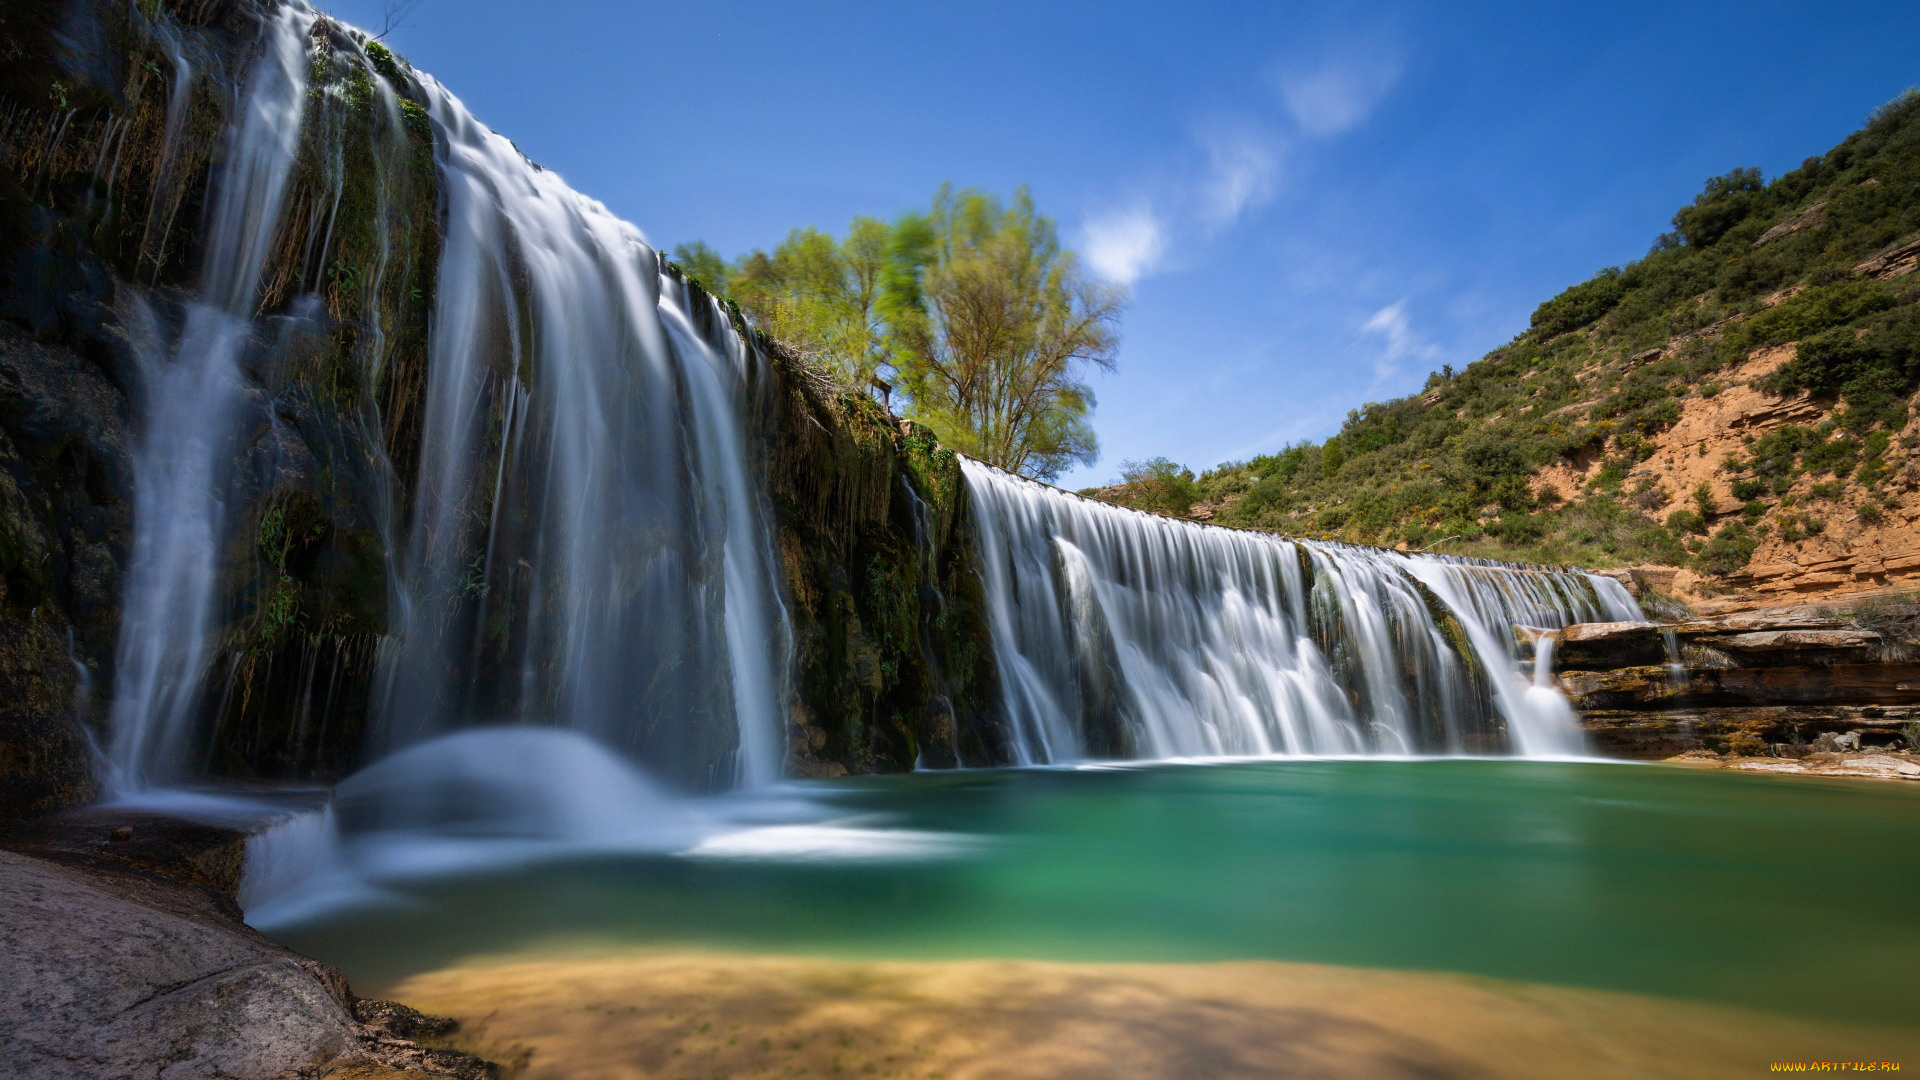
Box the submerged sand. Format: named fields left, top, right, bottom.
left=383, top=949, right=1916, bottom=1080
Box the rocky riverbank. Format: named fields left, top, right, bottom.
left=1661, top=747, right=1920, bottom=782
left=0, top=810, right=496, bottom=1079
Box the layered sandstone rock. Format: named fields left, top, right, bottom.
left=1551, top=606, right=1920, bottom=759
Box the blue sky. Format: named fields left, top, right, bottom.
left=326, top=0, right=1920, bottom=487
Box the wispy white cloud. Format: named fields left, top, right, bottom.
left=1078, top=127, right=1282, bottom=285
left=1196, top=128, right=1283, bottom=229
left=1271, top=46, right=1404, bottom=138
left=1081, top=203, right=1168, bottom=286
left=1358, top=300, right=1438, bottom=392
left=1075, top=34, right=1399, bottom=286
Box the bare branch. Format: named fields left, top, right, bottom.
left=374, top=0, right=423, bottom=41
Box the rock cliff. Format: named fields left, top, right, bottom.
left=1546, top=601, right=1920, bottom=759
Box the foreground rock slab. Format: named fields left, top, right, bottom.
left=0, top=848, right=494, bottom=1080
left=0, top=850, right=360, bottom=1079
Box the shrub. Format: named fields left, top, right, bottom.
left=1765, top=305, right=1920, bottom=418
left=1671, top=167, right=1766, bottom=248
left=1666, top=509, right=1706, bottom=534
left=1696, top=522, right=1760, bottom=576
left=1691, top=482, right=1716, bottom=520
left=1802, top=436, right=1861, bottom=477
left=1844, top=590, right=1920, bottom=651
left=1115, top=458, right=1199, bottom=518
left=1742, top=280, right=1898, bottom=354
left=1530, top=269, right=1626, bottom=337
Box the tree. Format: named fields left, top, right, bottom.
left=374, top=0, right=423, bottom=41
left=1118, top=458, right=1197, bottom=517
left=885, top=186, right=1123, bottom=481
left=679, top=186, right=1124, bottom=480
left=719, top=219, right=892, bottom=386
left=669, top=241, right=729, bottom=296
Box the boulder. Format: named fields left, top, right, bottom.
left=0, top=850, right=361, bottom=1079
left=0, top=848, right=496, bottom=1079
left=1537, top=621, right=1666, bottom=668
left=1586, top=566, right=1679, bottom=598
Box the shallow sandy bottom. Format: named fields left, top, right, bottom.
left=385, top=949, right=1916, bottom=1080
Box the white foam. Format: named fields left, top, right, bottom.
left=679, top=821, right=978, bottom=863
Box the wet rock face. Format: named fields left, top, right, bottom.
left=755, top=344, right=1007, bottom=775
left=0, top=850, right=361, bottom=1079
left=0, top=316, right=133, bottom=816
left=0, top=809, right=252, bottom=899
left=1, top=0, right=440, bottom=789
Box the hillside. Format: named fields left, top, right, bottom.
left=1089, top=91, right=1920, bottom=610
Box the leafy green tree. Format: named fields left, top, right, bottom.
left=1117, top=458, right=1197, bottom=517
left=680, top=186, right=1124, bottom=480
left=883, top=186, right=1124, bottom=480
left=724, top=220, right=892, bottom=386
left=669, top=241, right=730, bottom=296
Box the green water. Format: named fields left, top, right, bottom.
left=278, top=760, right=1920, bottom=1026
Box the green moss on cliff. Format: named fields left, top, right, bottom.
left=746, top=324, right=1006, bottom=775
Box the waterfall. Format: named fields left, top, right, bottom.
left=106, top=3, right=319, bottom=793
left=961, top=460, right=1641, bottom=762
left=368, top=68, right=790, bottom=789
left=102, top=1, right=789, bottom=796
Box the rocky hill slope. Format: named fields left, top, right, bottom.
left=1091, top=92, right=1920, bottom=612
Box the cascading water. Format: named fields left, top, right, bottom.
left=89, top=0, right=799, bottom=919
left=370, top=68, right=791, bottom=789
left=961, top=460, right=1641, bottom=762
left=106, top=2, right=318, bottom=793
left=100, top=0, right=790, bottom=798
